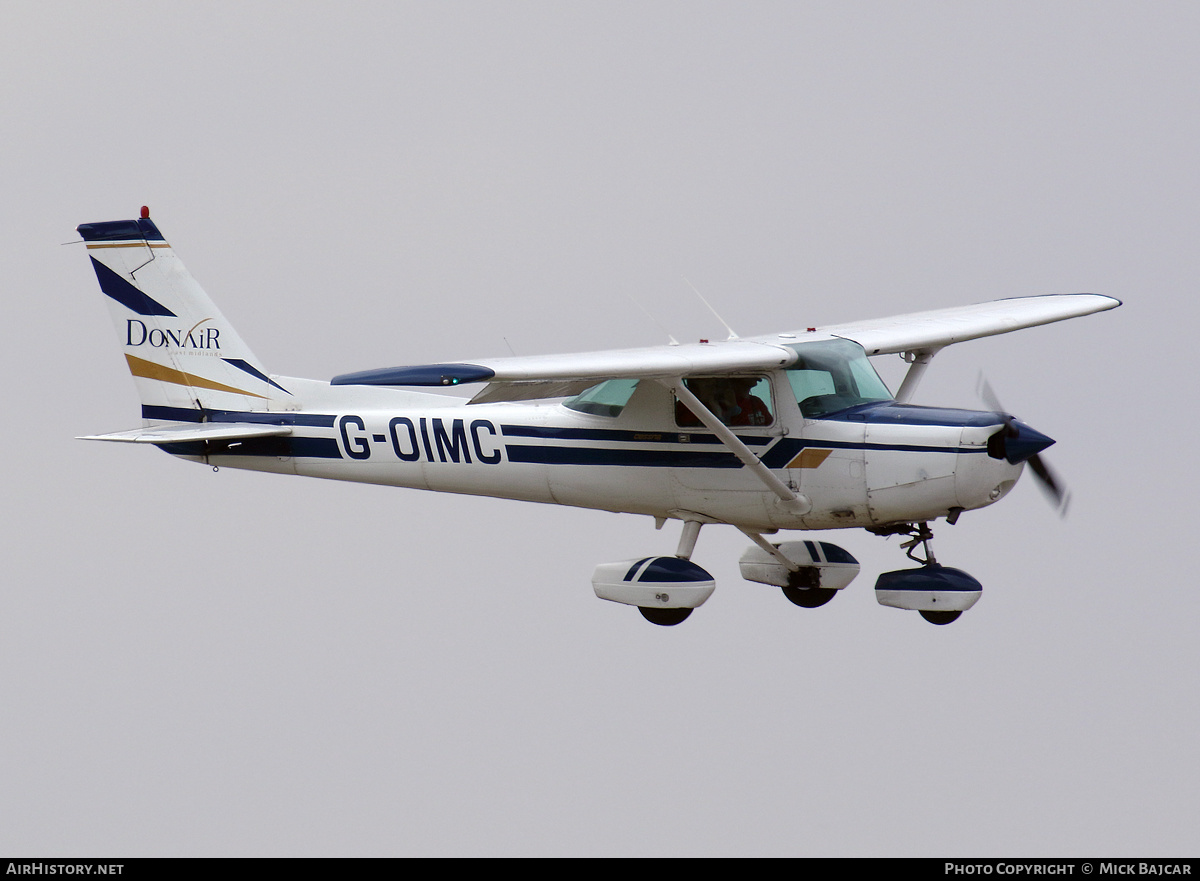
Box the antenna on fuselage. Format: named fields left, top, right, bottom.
left=624, top=292, right=681, bottom=346
left=682, top=275, right=739, bottom=341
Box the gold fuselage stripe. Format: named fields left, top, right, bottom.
left=785, top=448, right=833, bottom=469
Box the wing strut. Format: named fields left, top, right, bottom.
left=893, top=347, right=941, bottom=404
left=661, top=378, right=810, bottom=513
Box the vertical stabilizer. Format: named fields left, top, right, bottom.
left=78, top=211, right=292, bottom=421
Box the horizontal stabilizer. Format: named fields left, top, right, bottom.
left=78, top=422, right=293, bottom=444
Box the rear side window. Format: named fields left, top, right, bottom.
left=564, top=379, right=640, bottom=417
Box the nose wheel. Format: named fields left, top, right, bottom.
left=919, top=609, right=962, bottom=625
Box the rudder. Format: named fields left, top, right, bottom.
left=78, top=209, right=293, bottom=420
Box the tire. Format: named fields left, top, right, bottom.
left=781, top=586, right=837, bottom=608
left=919, top=609, right=962, bottom=625
left=638, top=606, right=693, bottom=626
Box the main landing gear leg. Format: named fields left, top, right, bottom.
left=675, top=520, right=703, bottom=560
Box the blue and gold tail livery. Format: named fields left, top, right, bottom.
left=78, top=210, right=290, bottom=418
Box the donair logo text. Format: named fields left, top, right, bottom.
left=126, top=318, right=220, bottom=350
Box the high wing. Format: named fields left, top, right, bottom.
left=331, top=293, right=1120, bottom=400
left=332, top=340, right=798, bottom=386
left=818, top=293, right=1120, bottom=355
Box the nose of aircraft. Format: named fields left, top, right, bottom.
left=988, top=418, right=1055, bottom=465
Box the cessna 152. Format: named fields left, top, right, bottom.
left=77, top=209, right=1119, bottom=626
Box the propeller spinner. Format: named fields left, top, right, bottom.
left=978, top=376, right=1071, bottom=516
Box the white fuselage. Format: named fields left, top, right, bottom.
left=168, top=372, right=1023, bottom=532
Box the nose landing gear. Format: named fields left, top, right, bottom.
left=869, top=522, right=982, bottom=625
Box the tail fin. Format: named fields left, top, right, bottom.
left=78, top=211, right=293, bottom=420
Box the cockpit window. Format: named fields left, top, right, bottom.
left=564, top=379, right=640, bottom=417
left=785, top=339, right=892, bottom=418
left=675, top=376, right=774, bottom=427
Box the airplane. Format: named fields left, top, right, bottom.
left=76, top=208, right=1120, bottom=626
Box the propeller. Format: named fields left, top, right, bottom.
left=977, top=374, right=1071, bottom=517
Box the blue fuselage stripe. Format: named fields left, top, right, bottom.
left=146, top=414, right=989, bottom=468
left=500, top=425, right=772, bottom=445
left=505, top=445, right=741, bottom=468
left=506, top=436, right=985, bottom=469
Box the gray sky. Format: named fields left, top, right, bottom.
left=3, top=1, right=1196, bottom=857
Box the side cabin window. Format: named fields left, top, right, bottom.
left=563, top=379, right=640, bottom=417
left=786, top=339, right=892, bottom=418
left=675, top=376, right=774, bottom=428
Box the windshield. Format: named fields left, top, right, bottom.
left=785, top=339, right=892, bottom=418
